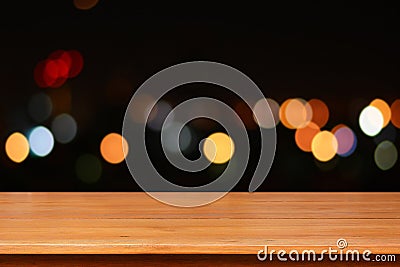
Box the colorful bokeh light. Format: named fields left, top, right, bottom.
left=332, top=125, right=357, bottom=157
left=203, top=132, right=235, bottom=164
left=280, top=98, right=312, bottom=129
left=66, top=50, right=84, bottom=78
left=5, top=133, right=30, bottom=163
left=370, top=99, right=391, bottom=128
left=391, top=99, right=400, bottom=128
left=100, top=133, right=129, bottom=164
left=73, top=0, right=99, bottom=10
left=51, top=113, right=78, bottom=144
left=28, top=126, right=55, bottom=157
left=311, top=130, right=338, bottom=162
left=308, top=99, right=329, bottom=128
left=295, top=122, right=320, bottom=152
left=253, top=98, right=280, bottom=129
left=374, top=141, right=398, bottom=171
left=359, top=106, right=384, bottom=137
left=34, top=50, right=83, bottom=88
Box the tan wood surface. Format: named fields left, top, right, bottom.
left=0, top=192, right=399, bottom=255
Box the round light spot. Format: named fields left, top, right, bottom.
left=295, top=122, right=320, bottom=152
left=370, top=99, right=391, bottom=128
left=333, top=125, right=357, bottom=157
left=279, top=99, right=294, bottom=129
left=73, top=0, right=99, bottom=10
left=203, top=132, right=235, bottom=164
left=374, top=141, right=398, bottom=171
left=28, top=126, right=54, bottom=157
left=76, top=154, right=102, bottom=183
left=100, top=133, right=129, bottom=164
left=253, top=98, right=280, bottom=129
left=308, top=99, right=329, bottom=128
left=162, top=122, right=193, bottom=153
left=51, top=113, right=77, bottom=144
left=28, top=93, right=52, bottom=123
left=311, top=131, right=338, bottom=162
left=5, top=133, right=30, bottom=163
left=280, top=98, right=312, bottom=129
left=391, top=99, right=400, bottom=128
left=359, top=106, right=384, bottom=137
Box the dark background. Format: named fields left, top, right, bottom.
left=0, top=1, right=399, bottom=191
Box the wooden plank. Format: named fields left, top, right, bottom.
left=0, top=255, right=398, bottom=267
left=0, top=193, right=399, bottom=255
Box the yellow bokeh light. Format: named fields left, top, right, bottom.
left=5, top=132, right=30, bottom=163
left=311, top=131, right=338, bottom=162
left=370, top=99, right=391, bottom=128
left=100, top=133, right=129, bottom=164
left=203, top=132, right=235, bottom=164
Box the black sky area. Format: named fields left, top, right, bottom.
left=0, top=2, right=399, bottom=191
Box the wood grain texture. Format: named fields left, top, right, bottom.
left=0, top=193, right=399, bottom=255
left=0, top=255, right=398, bottom=267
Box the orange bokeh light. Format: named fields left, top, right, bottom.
left=280, top=98, right=312, bottom=129
left=279, top=99, right=294, bottom=129
left=73, top=0, right=99, bottom=10
left=5, top=132, right=30, bottom=163
left=390, top=99, right=400, bottom=129
left=295, top=122, right=320, bottom=152
left=370, top=99, right=391, bottom=127
left=308, top=99, right=329, bottom=128
left=100, top=133, right=129, bottom=164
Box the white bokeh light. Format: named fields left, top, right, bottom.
left=29, top=126, right=55, bottom=157
left=359, top=106, right=384, bottom=137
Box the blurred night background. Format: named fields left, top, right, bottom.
left=0, top=1, right=399, bottom=191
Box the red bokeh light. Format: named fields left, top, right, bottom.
left=67, top=50, right=84, bottom=78
left=34, top=49, right=84, bottom=88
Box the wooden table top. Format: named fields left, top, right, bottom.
left=0, top=192, right=399, bottom=255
